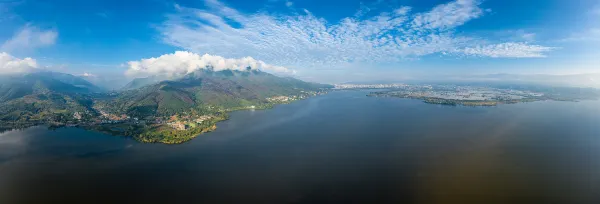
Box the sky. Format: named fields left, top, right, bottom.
left=0, top=0, right=599, bottom=83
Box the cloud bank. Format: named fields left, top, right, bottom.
left=0, top=52, right=38, bottom=74
left=160, top=0, right=554, bottom=69
left=125, top=51, right=293, bottom=78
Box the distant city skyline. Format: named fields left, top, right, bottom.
left=1, top=0, right=599, bottom=83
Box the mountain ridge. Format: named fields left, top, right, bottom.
left=0, top=70, right=331, bottom=143
left=100, top=69, right=330, bottom=117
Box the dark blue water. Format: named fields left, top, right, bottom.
left=1, top=90, right=599, bottom=204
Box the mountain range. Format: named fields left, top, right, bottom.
left=0, top=69, right=331, bottom=131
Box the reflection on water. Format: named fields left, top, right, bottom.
left=0, top=91, right=598, bottom=204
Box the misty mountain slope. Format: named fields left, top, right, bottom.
left=0, top=72, right=102, bottom=103
left=187, top=69, right=328, bottom=93
left=37, top=72, right=104, bottom=92
left=121, top=75, right=166, bottom=90
left=0, top=78, right=34, bottom=103
left=80, top=74, right=130, bottom=91
left=102, top=69, right=330, bottom=117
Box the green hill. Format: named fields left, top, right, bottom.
left=0, top=72, right=104, bottom=130
left=101, top=69, right=330, bottom=117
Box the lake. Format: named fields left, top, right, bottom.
left=1, top=90, right=599, bottom=204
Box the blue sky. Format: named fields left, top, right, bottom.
left=1, top=0, right=599, bottom=83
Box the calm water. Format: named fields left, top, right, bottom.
left=1, top=90, right=599, bottom=204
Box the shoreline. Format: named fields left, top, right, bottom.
left=1, top=93, right=328, bottom=144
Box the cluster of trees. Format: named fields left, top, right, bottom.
left=135, top=121, right=220, bottom=144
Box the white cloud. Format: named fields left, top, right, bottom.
left=285, top=1, right=293, bottom=7
left=125, top=51, right=294, bottom=78
left=159, top=0, right=554, bottom=70
left=394, top=7, right=411, bottom=15
left=0, top=52, right=38, bottom=74
left=460, top=43, right=555, bottom=58
left=411, top=0, right=483, bottom=30
left=81, top=72, right=96, bottom=77
left=521, top=33, right=536, bottom=42
left=1, top=25, right=58, bottom=52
